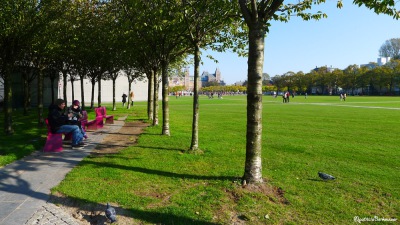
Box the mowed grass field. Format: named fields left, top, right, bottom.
left=3, top=95, right=398, bottom=224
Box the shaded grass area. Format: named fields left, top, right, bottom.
left=0, top=109, right=48, bottom=166
left=3, top=96, right=400, bottom=224
left=0, top=105, right=138, bottom=167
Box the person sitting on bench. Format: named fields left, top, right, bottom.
left=48, top=99, right=84, bottom=148
left=68, top=100, right=88, bottom=139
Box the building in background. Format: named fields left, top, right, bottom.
left=377, top=56, right=391, bottom=66
left=169, top=68, right=196, bottom=91
left=169, top=68, right=225, bottom=91
left=200, top=68, right=224, bottom=87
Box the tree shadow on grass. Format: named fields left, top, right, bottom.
left=80, top=160, right=235, bottom=181
left=135, top=145, right=187, bottom=152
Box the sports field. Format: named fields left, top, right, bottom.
left=51, top=95, right=399, bottom=224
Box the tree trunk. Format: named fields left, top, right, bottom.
left=80, top=74, right=85, bottom=110
left=127, top=80, right=132, bottom=109
left=50, top=77, right=55, bottom=104
left=37, top=70, right=44, bottom=126
left=62, top=71, right=68, bottom=105
left=147, top=70, right=154, bottom=121
left=153, top=70, right=159, bottom=126
left=90, top=78, right=95, bottom=109
left=23, top=76, right=29, bottom=116
left=112, top=78, right=116, bottom=111
left=243, top=25, right=265, bottom=184
left=190, top=44, right=201, bottom=151
left=27, top=80, right=32, bottom=110
left=21, top=68, right=34, bottom=115
left=97, top=75, right=102, bottom=107
left=3, top=62, right=14, bottom=135
left=70, top=79, right=75, bottom=102
left=161, top=60, right=170, bottom=136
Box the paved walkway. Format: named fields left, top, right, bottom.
left=0, top=118, right=126, bottom=225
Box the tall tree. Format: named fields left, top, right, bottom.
left=17, top=62, right=37, bottom=115
left=382, top=59, right=400, bottom=94
left=238, top=0, right=342, bottom=184
left=379, top=38, right=400, bottom=59
left=140, top=0, right=190, bottom=136
left=181, top=0, right=239, bottom=151
left=293, top=71, right=306, bottom=94
left=1, top=0, right=40, bottom=134
left=331, top=68, right=344, bottom=95
left=343, top=64, right=360, bottom=95
left=0, top=0, right=63, bottom=133
left=237, top=0, right=399, bottom=183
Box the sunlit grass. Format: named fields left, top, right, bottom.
left=54, top=95, right=399, bottom=224
left=2, top=95, right=399, bottom=224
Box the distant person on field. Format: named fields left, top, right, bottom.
left=122, top=93, right=127, bottom=106
left=286, top=91, right=290, bottom=103
left=48, top=99, right=84, bottom=148
left=343, top=93, right=346, bottom=101
left=340, top=93, right=343, bottom=101
left=129, top=91, right=134, bottom=106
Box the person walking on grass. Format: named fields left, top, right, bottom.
left=122, top=93, right=127, bottom=106
left=129, top=91, right=134, bottom=107
left=48, top=99, right=84, bottom=148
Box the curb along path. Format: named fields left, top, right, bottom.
left=0, top=117, right=126, bottom=225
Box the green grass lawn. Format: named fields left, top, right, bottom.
left=0, top=110, right=48, bottom=166
left=2, top=95, right=399, bottom=224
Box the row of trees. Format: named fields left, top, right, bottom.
left=199, top=57, right=400, bottom=95
left=1, top=0, right=398, bottom=184
left=271, top=60, right=400, bottom=95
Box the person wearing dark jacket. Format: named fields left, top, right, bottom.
left=122, top=93, right=127, bottom=106
left=48, top=99, right=84, bottom=148
left=67, top=100, right=87, bottom=139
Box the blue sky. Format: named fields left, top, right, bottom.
left=193, top=2, right=400, bottom=85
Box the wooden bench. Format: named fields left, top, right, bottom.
left=96, top=106, right=114, bottom=124
left=43, top=119, right=71, bottom=152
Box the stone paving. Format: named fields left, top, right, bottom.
left=25, top=204, right=79, bottom=225
left=0, top=119, right=125, bottom=225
